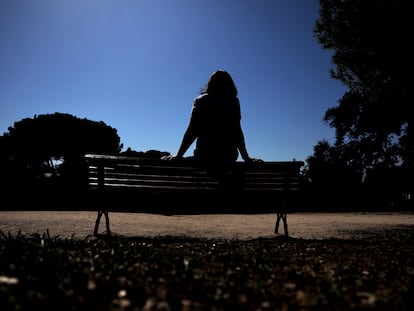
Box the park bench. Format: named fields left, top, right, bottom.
left=84, top=153, right=304, bottom=237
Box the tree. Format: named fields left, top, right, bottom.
left=120, top=148, right=170, bottom=159
left=303, top=139, right=363, bottom=209
left=0, top=113, right=122, bottom=192
left=314, top=0, right=413, bottom=168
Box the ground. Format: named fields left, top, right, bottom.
left=1, top=211, right=413, bottom=240
left=1, top=211, right=413, bottom=310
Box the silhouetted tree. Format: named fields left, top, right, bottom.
left=303, top=139, right=363, bottom=209
left=314, top=0, right=413, bottom=168
left=120, top=148, right=170, bottom=159
left=0, top=113, right=122, bottom=194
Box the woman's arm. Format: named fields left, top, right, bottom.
left=176, top=122, right=197, bottom=157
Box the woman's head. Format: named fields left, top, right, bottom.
left=203, top=69, right=238, bottom=97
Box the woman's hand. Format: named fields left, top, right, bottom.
left=244, top=157, right=264, bottom=163
left=161, top=154, right=179, bottom=161
left=252, top=158, right=264, bottom=163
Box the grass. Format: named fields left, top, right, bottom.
left=0, top=227, right=413, bottom=311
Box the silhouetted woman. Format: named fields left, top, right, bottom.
left=164, top=69, right=261, bottom=185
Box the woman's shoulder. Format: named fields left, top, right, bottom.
left=194, top=93, right=209, bottom=101
left=194, top=93, right=240, bottom=107
left=193, top=93, right=210, bottom=107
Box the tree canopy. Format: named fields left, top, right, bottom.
left=313, top=0, right=413, bottom=168
left=0, top=112, right=122, bottom=178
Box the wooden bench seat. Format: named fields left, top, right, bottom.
left=84, top=153, right=304, bottom=237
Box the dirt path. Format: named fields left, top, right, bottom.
left=1, top=211, right=413, bottom=240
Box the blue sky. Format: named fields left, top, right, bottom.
left=0, top=0, right=345, bottom=162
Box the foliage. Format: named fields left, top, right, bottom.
left=0, top=112, right=122, bottom=164
left=302, top=139, right=364, bottom=209
left=121, top=148, right=170, bottom=159
left=0, top=229, right=413, bottom=310
left=313, top=0, right=413, bottom=168
left=0, top=113, right=122, bottom=191
left=302, top=140, right=414, bottom=210
left=305, top=0, right=414, bottom=206
left=304, top=140, right=361, bottom=184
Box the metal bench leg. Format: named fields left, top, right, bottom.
left=104, top=211, right=111, bottom=235
left=275, top=212, right=289, bottom=237
left=282, top=213, right=288, bottom=237
left=94, top=211, right=111, bottom=236
left=94, top=211, right=103, bottom=236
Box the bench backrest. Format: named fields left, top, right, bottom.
left=84, top=154, right=304, bottom=195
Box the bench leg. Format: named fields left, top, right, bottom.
left=94, top=211, right=102, bottom=236
left=275, top=213, right=288, bottom=237
left=104, top=211, right=111, bottom=235
left=94, top=211, right=111, bottom=236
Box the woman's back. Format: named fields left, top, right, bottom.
left=192, top=93, right=241, bottom=164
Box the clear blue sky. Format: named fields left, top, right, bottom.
left=0, top=0, right=345, bottom=162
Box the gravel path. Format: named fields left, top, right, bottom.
left=1, top=211, right=413, bottom=240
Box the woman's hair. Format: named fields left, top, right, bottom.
left=201, top=69, right=238, bottom=97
